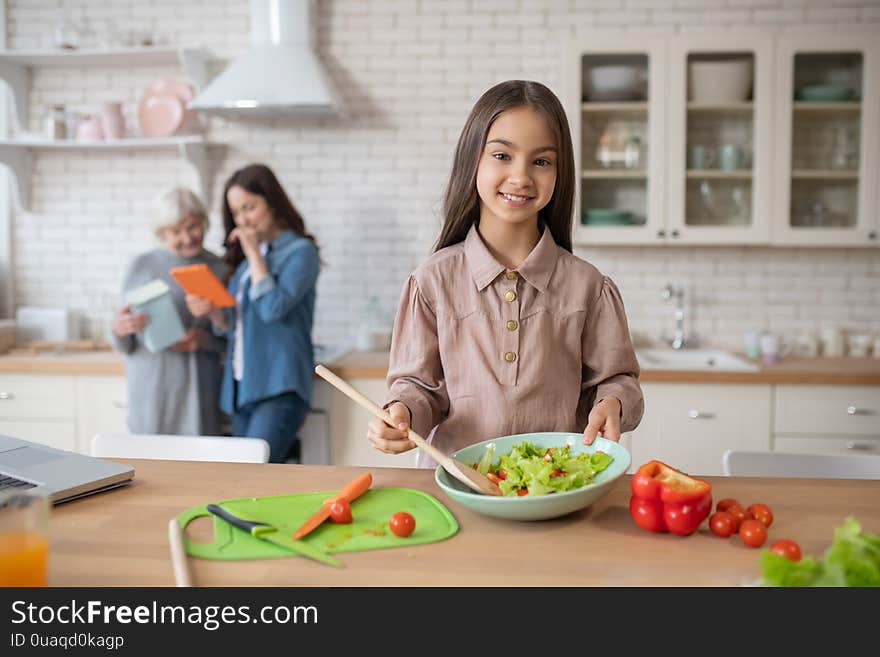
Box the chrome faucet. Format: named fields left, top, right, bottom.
left=662, top=283, right=687, bottom=350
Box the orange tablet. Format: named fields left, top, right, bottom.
left=170, top=263, right=235, bottom=308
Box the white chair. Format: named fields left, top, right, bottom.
left=91, top=433, right=270, bottom=464
left=722, top=449, right=880, bottom=480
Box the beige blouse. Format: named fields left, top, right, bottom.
left=385, top=224, right=643, bottom=468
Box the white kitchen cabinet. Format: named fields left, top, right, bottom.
left=564, top=35, right=667, bottom=245
left=0, top=372, right=128, bottom=453
left=666, top=34, right=775, bottom=244
left=75, top=375, right=129, bottom=454
left=772, top=35, right=880, bottom=246
left=0, top=373, right=78, bottom=450
left=327, top=378, right=416, bottom=469
left=628, top=383, right=772, bottom=476
left=773, top=384, right=879, bottom=458
left=565, top=32, right=879, bottom=247
left=0, top=46, right=218, bottom=211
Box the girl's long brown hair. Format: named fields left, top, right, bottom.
left=435, top=80, right=575, bottom=254
left=221, top=163, right=318, bottom=271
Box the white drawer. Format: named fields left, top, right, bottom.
left=0, top=419, right=77, bottom=452
left=0, top=374, right=76, bottom=419
left=775, top=385, right=880, bottom=436
left=774, top=435, right=880, bottom=456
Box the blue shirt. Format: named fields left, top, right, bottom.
left=219, top=230, right=319, bottom=414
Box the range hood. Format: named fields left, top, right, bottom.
left=189, top=0, right=342, bottom=117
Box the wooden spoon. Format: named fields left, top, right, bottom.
left=315, top=364, right=502, bottom=496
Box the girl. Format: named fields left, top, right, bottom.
left=187, top=164, right=320, bottom=463
left=113, top=187, right=227, bottom=436
left=368, top=80, right=643, bottom=468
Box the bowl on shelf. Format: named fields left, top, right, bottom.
left=434, top=432, right=631, bottom=521
left=688, top=58, right=753, bottom=102
left=795, top=84, right=854, bottom=102
left=585, top=65, right=645, bottom=101
left=582, top=209, right=634, bottom=226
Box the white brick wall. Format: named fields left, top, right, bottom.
left=6, top=0, right=880, bottom=352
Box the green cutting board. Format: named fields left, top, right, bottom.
left=177, top=487, right=458, bottom=560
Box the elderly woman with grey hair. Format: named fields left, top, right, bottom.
left=112, top=188, right=228, bottom=435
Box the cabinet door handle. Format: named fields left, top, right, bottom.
left=688, top=410, right=715, bottom=419
left=846, top=406, right=873, bottom=415
left=846, top=441, right=874, bottom=451
left=0, top=392, right=13, bottom=400
left=112, top=400, right=128, bottom=409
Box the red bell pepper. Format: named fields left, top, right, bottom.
left=629, top=460, right=712, bottom=536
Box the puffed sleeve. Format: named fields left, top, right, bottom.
left=580, top=276, right=644, bottom=433
left=384, top=275, right=449, bottom=438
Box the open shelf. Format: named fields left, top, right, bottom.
left=791, top=169, right=859, bottom=180
left=687, top=102, right=753, bottom=112
left=792, top=101, right=861, bottom=112
left=581, top=102, right=648, bottom=113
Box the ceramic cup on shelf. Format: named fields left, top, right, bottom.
left=719, top=144, right=741, bottom=171
left=75, top=115, right=104, bottom=142
left=688, top=144, right=715, bottom=170
left=847, top=333, right=872, bottom=358
left=819, top=326, right=846, bottom=358
left=759, top=332, right=789, bottom=365
left=792, top=331, right=820, bottom=358
left=98, top=102, right=125, bottom=140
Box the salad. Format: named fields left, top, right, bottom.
left=472, top=440, right=613, bottom=497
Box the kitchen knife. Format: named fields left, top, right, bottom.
left=292, top=472, right=373, bottom=540
left=206, top=504, right=343, bottom=568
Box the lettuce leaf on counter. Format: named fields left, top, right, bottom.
left=760, top=517, right=880, bottom=587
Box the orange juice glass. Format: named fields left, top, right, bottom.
left=0, top=489, right=49, bottom=587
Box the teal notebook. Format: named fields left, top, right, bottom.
left=125, top=279, right=185, bottom=353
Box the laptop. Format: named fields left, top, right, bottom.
left=0, top=433, right=134, bottom=504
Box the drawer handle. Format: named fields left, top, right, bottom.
left=846, top=441, right=874, bottom=451
left=0, top=392, right=13, bottom=400
left=688, top=410, right=715, bottom=419
left=846, top=406, right=873, bottom=416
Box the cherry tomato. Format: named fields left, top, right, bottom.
left=747, top=502, right=774, bottom=527
left=769, top=539, right=802, bottom=562
left=716, top=498, right=740, bottom=512
left=486, top=472, right=501, bottom=485
left=516, top=488, right=529, bottom=496
left=496, top=469, right=507, bottom=480
left=725, top=504, right=748, bottom=531
left=389, top=511, right=416, bottom=537
left=739, top=519, right=768, bottom=548
left=709, top=511, right=737, bottom=538
left=329, top=499, right=352, bottom=524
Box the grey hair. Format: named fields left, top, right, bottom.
left=150, top=187, right=209, bottom=238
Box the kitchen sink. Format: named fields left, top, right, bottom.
left=636, top=349, right=760, bottom=372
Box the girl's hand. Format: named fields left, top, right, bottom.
left=582, top=396, right=622, bottom=445
left=228, top=226, right=260, bottom=259
left=367, top=402, right=416, bottom=454
left=185, top=294, right=214, bottom=318
left=112, top=305, right=147, bottom=337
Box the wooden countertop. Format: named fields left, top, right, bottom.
left=48, top=458, right=880, bottom=586
left=3, top=348, right=879, bottom=384
left=325, top=350, right=880, bottom=385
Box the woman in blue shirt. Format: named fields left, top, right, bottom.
left=187, top=164, right=320, bottom=463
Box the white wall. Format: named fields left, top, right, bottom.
left=5, top=0, right=880, bottom=351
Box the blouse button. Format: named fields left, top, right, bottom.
left=506, top=320, right=518, bottom=331
left=504, top=351, right=517, bottom=363
left=504, top=290, right=516, bottom=302
left=505, top=271, right=518, bottom=280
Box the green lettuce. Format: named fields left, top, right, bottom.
left=475, top=440, right=613, bottom=497
left=760, top=516, right=880, bottom=587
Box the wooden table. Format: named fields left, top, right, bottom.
left=48, top=459, right=880, bottom=586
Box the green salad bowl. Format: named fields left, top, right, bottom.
left=434, top=432, right=630, bottom=521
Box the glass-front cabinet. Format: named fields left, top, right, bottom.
left=565, top=36, right=667, bottom=245
left=666, top=35, right=774, bottom=244
left=773, top=35, right=879, bottom=246
left=565, top=33, right=879, bottom=247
